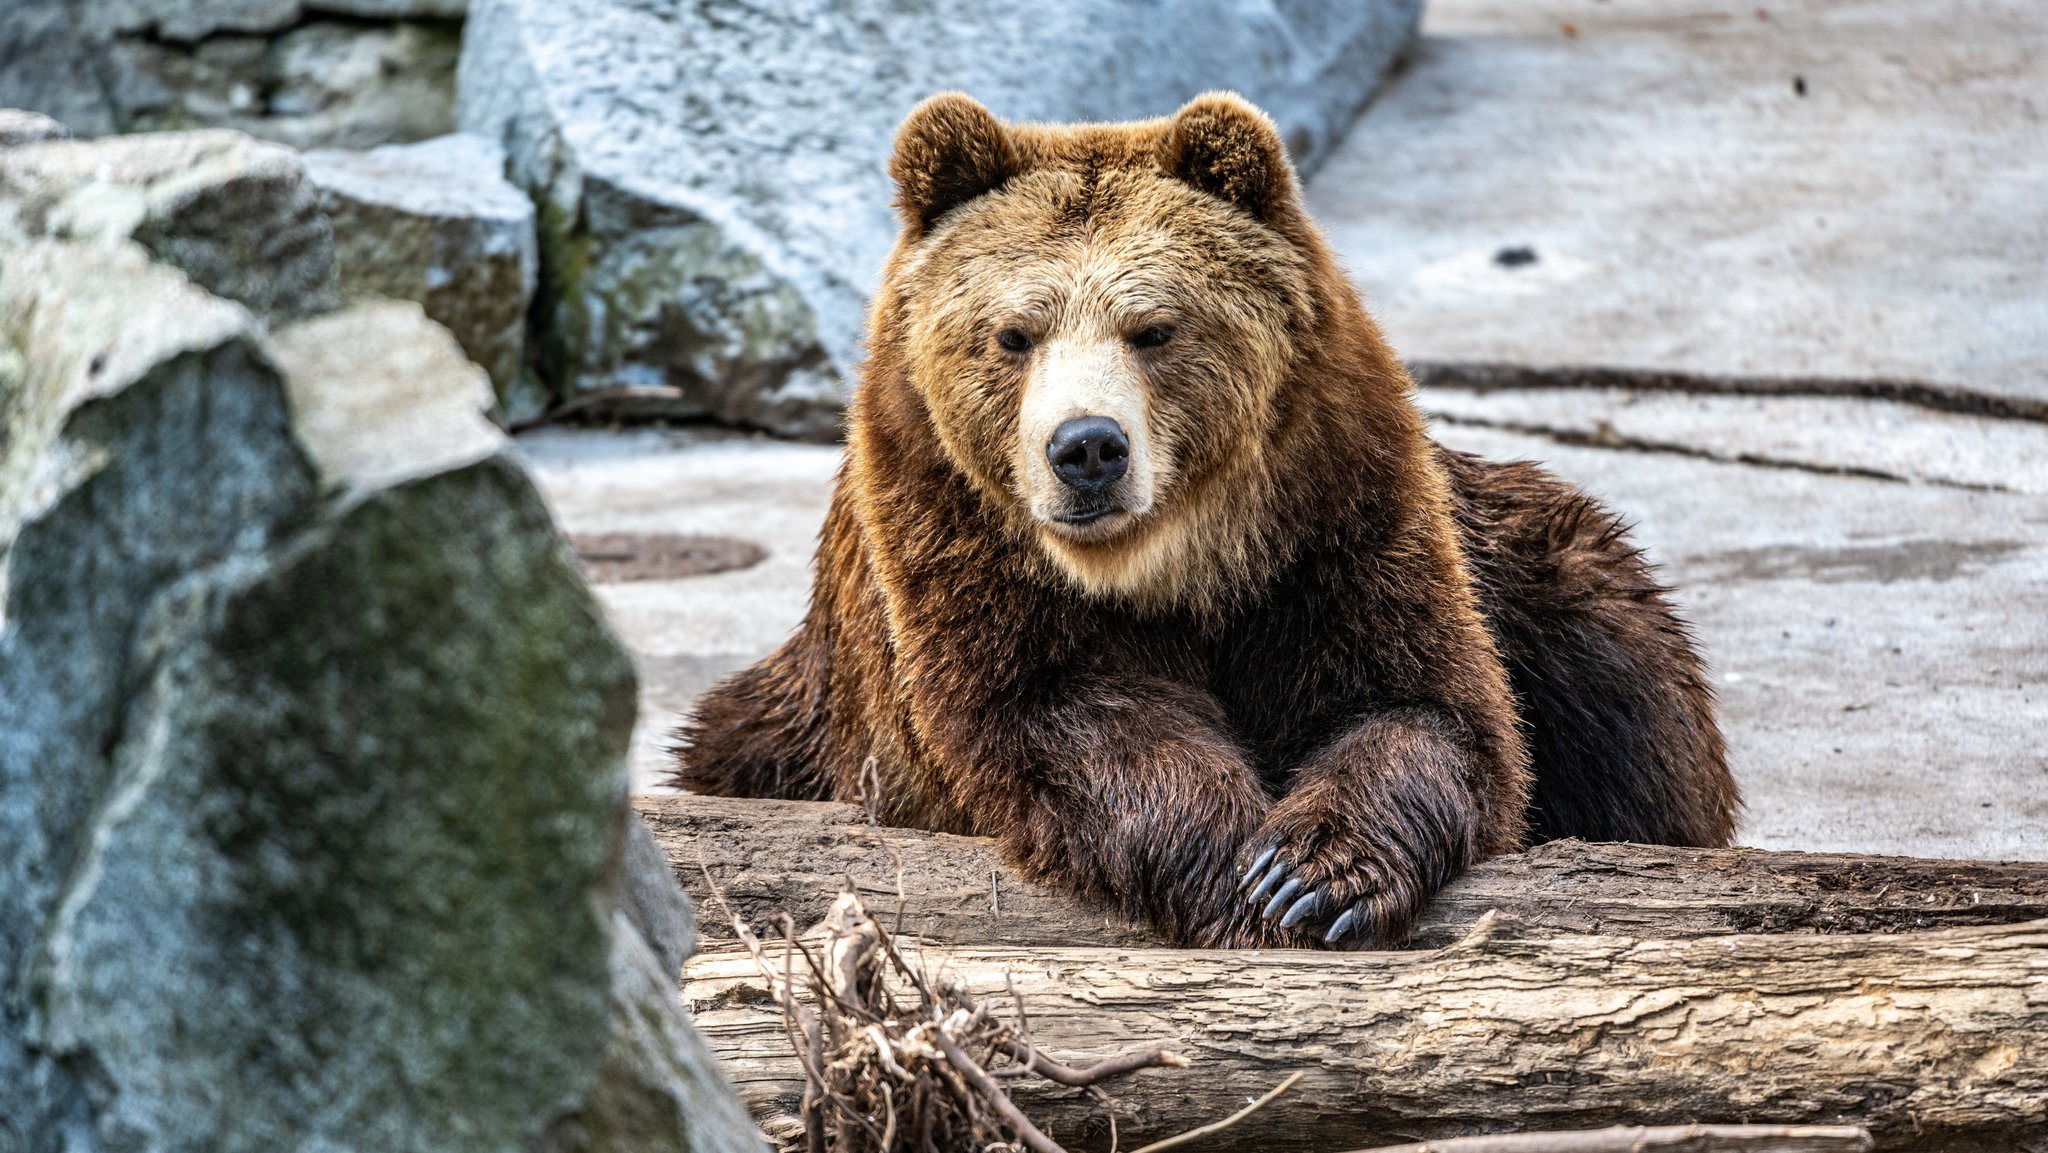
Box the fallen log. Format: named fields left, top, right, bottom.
left=636, top=796, right=2048, bottom=948
left=684, top=914, right=2048, bottom=1152
left=640, top=794, right=1155, bottom=948
left=1343, top=1126, right=1873, bottom=1153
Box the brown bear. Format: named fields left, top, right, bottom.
left=671, top=92, right=1736, bottom=948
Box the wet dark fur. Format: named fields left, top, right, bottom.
left=670, top=95, right=1735, bottom=948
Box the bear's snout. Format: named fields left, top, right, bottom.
left=1047, top=416, right=1130, bottom=497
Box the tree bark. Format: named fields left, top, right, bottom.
left=682, top=916, right=2048, bottom=1153
left=636, top=796, right=2048, bottom=949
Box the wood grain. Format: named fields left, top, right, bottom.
left=683, top=916, right=2048, bottom=1152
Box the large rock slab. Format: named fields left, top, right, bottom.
left=0, top=239, right=325, bottom=1151
left=305, top=134, right=540, bottom=412
left=272, top=296, right=501, bottom=486
left=0, top=128, right=339, bottom=320
left=0, top=1, right=460, bottom=154
left=458, top=0, right=1424, bottom=437
left=1306, top=0, right=2048, bottom=413
left=0, top=237, right=762, bottom=1149
left=0, top=110, right=69, bottom=147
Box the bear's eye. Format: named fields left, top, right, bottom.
left=995, top=328, right=1034, bottom=354
left=1129, top=325, right=1175, bottom=350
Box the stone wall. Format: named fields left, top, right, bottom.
left=0, top=0, right=464, bottom=149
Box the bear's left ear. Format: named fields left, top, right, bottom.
left=890, top=92, right=1019, bottom=239
left=1156, top=92, right=1297, bottom=221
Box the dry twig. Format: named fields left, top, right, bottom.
left=723, top=886, right=1211, bottom=1152
left=1125, top=1070, right=1306, bottom=1153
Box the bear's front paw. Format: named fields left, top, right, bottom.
left=1235, top=817, right=1431, bottom=948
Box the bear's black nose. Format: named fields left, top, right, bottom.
left=1047, top=416, right=1130, bottom=492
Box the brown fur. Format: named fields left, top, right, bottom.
left=671, top=93, right=1736, bottom=948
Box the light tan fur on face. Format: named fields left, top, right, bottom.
left=889, top=156, right=1314, bottom=614
left=1014, top=330, right=1159, bottom=536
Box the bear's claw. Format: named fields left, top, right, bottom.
left=1278, top=889, right=1325, bottom=929
left=1324, top=905, right=1364, bottom=943
left=1236, top=825, right=1409, bottom=946
left=1245, top=850, right=1291, bottom=904
left=1261, top=877, right=1305, bottom=920
left=1238, top=845, right=1278, bottom=890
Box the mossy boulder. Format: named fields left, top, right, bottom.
left=0, top=236, right=761, bottom=1152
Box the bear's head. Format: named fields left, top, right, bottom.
left=871, top=92, right=1412, bottom=611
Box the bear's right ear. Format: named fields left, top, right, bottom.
left=890, top=93, right=1018, bottom=238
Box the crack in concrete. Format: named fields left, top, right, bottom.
left=1424, top=411, right=2015, bottom=494
left=1410, top=361, right=2048, bottom=427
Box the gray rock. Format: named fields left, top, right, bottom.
left=0, top=7, right=117, bottom=137
left=98, top=33, right=273, bottom=132
left=0, top=128, right=340, bottom=320
left=332, top=0, right=469, bottom=18
left=457, top=0, right=1424, bottom=437
left=0, top=238, right=322, bottom=1150
left=0, top=0, right=458, bottom=155
left=619, top=815, right=697, bottom=987
left=30, top=455, right=630, bottom=1152
left=304, top=134, right=540, bottom=412
left=76, top=0, right=298, bottom=40
left=1, top=239, right=762, bottom=1149
left=544, top=913, right=766, bottom=1153
left=271, top=297, right=502, bottom=488
left=0, top=110, right=72, bottom=148
left=75, top=0, right=467, bottom=42
left=107, top=20, right=461, bottom=152
left=261, top=19, right=460, bottom=149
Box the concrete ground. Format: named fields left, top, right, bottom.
left=515, top=0, right=2047, bottom=861
left=516, top=428, right=837, bottom=789
left=1307, top=0, right=2048, bottom=412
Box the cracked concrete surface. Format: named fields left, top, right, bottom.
left=1431, top=422, right=2048, bottom=859
left=1418, top=386, right=2048, bottom=493
left=1308, top=0, right=2048, bottom=410
left=514, top=0, right=2045, bottom=861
